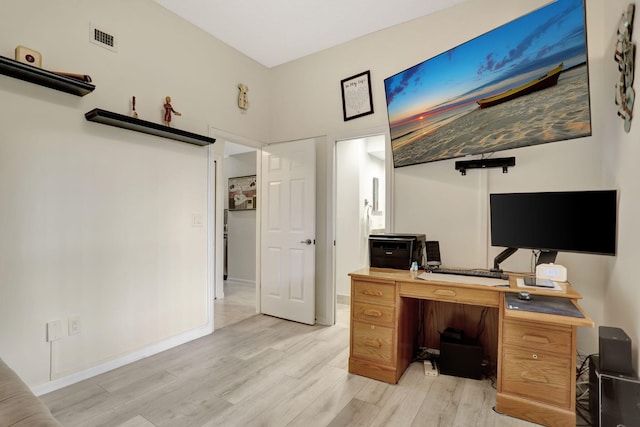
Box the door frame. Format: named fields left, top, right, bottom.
left=327, top=126, right=393, bottom=325
left=207, top=125, right=393, bottom=329
left=208, top=127, right=264, bottom=323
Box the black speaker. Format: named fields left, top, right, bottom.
left=426, top=241, right=441, bottom=267
left=599, top=326, right=632, bottom=375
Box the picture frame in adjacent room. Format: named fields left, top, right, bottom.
left=228, top=175, right=257, bottom=210
left=341, top=70, right=374, bottom=121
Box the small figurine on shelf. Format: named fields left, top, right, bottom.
left=131, top=96, right=138, bottom=118
left=163, top=96, right=181, bottom=126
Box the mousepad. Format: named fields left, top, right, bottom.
left=505, top=293, right=584, bottom=318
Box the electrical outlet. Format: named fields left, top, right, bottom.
left=68, top=316, right=81, bottom=335
left=46, top=320, right=62, bottom=342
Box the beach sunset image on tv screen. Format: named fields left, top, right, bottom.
left=384, top=0, right=591, bottom=168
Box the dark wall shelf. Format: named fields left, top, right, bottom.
left=85, top=108, right=215, bottom=146
left=0, top=56, right=95, bottom=96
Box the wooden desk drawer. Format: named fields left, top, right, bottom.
left=503, top=320, right=572, bottom=355
left=352, top=321, right=394, bottom=364
left=400, top=282, right=499, bottom=307
left=501, top=347, right=572, bottom=408
left=352, top=280, right=395, bottom=305
left=353, top=302, right=394, bottom=325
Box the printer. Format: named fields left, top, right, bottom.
left=369, top=233, right=426, bottom=269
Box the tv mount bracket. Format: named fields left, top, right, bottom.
left=455, top=156, right=516, bottom=176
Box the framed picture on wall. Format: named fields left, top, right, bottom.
left=228, top=175, right=257, bottom=210
left=341, top=70, right=374, bottom=121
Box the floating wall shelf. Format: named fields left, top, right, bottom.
left=0, top=56, right=95, bottom=96
left=85, top=108, right=215, bottom=146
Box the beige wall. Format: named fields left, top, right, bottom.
left=0, top=0, right=269, bottom=390
left=601, top=1, right=640, bottom=369
left=268, top=0, right=637, bottom=361
left=268, top=0, right=552, bottom=142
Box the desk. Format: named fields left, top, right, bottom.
left=348, top=268, right=593, bottom=427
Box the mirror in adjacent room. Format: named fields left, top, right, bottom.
left=372, top=177, right=380, bottom=213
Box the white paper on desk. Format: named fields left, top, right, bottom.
left=516, top=277, right=563, bottom=291
left=417, top=272, right=508, bottom=287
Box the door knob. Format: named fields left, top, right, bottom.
left=300, top=239, right=313, bottom=245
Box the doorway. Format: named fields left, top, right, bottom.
left=335, top=134, right=387, bottom=306
left=213, top=139, right=260, bottom=329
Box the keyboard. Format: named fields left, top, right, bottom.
left=429, top=267, right=509, bottom=280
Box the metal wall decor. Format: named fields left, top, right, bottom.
left=238, top=84, right=249, bottom=110
left=615, top=4, right=636, bottom=132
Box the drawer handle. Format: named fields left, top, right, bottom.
left=522, top=335, right=550, bottom=344
left=520, top=371, right=548, bottom=384
left=363, top=309, right=383, bottom=317
left=364, top=338, right=382, bottom=348
left=434, top=289, right=457, bottom=297
left=363, top=289, right=383, bottom=297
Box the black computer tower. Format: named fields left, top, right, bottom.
left=589, top=355, right=640, bottom=427
left=369, top=234, right=425, bottom=270
left=439, top=328, right=483, bottom=380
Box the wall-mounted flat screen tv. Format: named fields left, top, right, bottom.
left=384, top=0, right=591, bottom=168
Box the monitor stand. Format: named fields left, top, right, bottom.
left=491, top=248, right=559, bottom=272
left=537, top=250, right=558, bottom=265
left=491, top=247, right=518, bottom=273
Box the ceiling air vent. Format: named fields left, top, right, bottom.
left=89, top=23, right=117, bottom=52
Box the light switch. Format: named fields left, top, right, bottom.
left=191, top=213, right=203, bottom=227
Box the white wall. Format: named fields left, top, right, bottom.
left=224, top=151, right=257, bottom=283
left=0, top=0, right=269, bottom=389
left=268, top=0, right=634, bottom=356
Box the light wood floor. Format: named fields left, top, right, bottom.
left=41, top=286, right=548, bottom=427
left=214, top=280, right=257, bottom=329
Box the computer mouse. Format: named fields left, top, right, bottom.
left=518, top=291, right=531, bottom=301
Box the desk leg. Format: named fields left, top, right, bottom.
left=396, top=296, right=419, bottom=383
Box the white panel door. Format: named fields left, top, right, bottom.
left=261, top=140, right=316, bottom=325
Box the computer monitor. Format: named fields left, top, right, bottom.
left=489, top=190, right=617, bottom=271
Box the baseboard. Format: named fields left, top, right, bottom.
left=337, top=294, right=350, bottom=305
left=225, top=277, right=256, bottom=286
left=315, top=294, right=350, bottom=326
left=32, top=322, right=213, bottom=396
left=315, top=315, right=331, bottom=326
